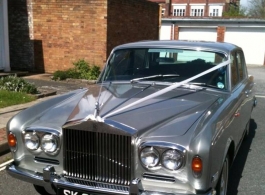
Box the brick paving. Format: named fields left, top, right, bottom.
left=0, top=128, right=6, bottom=144
left=0, top=127, right=8, bottom=154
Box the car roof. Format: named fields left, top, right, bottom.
left=113, top=40, right=240, bottom=54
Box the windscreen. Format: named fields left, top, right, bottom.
left=101, top=48, right=228, bottom=90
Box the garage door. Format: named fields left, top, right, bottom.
left=179, top=27, right=217, bottom=42
left=225, top=27, right=265, bottom=66
left=160, top=24, right=171, bottom=40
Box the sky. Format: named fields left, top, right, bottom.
left=240, top=0, right=249, bottom=8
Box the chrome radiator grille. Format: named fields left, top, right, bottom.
left=63, top=128, right=132, bottom=187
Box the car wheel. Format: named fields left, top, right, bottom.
left=33, top=185, right=52, bottom=195
left=216, top=156, right=229, bottom=195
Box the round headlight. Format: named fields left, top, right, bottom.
left=24, top=132, right=40, bottom=150
left=140, top=147, right=160, bottom=168
left=41, top=134, right=58, bottom=153
left=162, top=149, right=183, bottom=170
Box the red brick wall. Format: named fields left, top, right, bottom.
left=217, top=26, right=226, bottom=42
left=8, top=0, right=159, bottom=73
left=32, top=0, right=108, bottom=72
left=107, top=0, right=160, bottom=56
left=173, top=25, right=179, bottom=40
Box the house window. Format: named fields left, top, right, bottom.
left=191, top=8, right=204, bottom=16
left=210, top=9, right=219, bottom=16
left=173, top=6, right=186, bottom=16
left=209, top=6, right=223, bottom=17
left=161, top=9, right=165, bottom=16
left=173, top=9, right=185, bottom=16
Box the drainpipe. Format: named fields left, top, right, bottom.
left=3, top=0, right=10, bottom=72
left=166, top=0, right=172, bottom=16
left=169, top=0, right=172, bottom=16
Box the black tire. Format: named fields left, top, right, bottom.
left=33, top=185, right=52, bottom=195
left=216, top=156, right=229, bottom=195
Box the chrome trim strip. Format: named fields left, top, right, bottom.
left=34, top=157, right=60, bottom=165
left=143, top=173, right=176, bottom=183
left=139, top=142, right=187, bottom=153
left=57, top=178, right=129, bottom=195
left=6, top=164, right=49, bottom=186
left=7, top=163, right=215, bottom=195
left=7, top=163, right=129, bottom=195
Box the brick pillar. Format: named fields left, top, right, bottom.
left=186, top=4, right=190, bottom=16
left=217, top=26, right=226, bottom=42
left=174, top=25, right=179, bottom=40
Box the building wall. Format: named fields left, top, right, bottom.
left=8, top=0, right=34, bottom=71
left=8, top=0, right=160, bottom=73
left=32, top=0, right=108, bottom=73
left=107, top=0, right=160, bottom=56
left=150, top=0, right=228, bottom=17
left=0, top=0, right=3, bottom=70
left=161, top=19, right=265, bottom=66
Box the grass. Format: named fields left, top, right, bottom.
left=0, top=90, right=36, bottom=108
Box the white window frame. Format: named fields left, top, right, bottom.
left=190, top=5, right=204, bottom=17
left=209, top=5, right=223, bottom=17
left=161, top=8, right=165, bottom=16
left=173, top=5, right=186, bottom=16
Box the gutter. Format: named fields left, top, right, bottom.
left=162, top=18, right=265, bottom=27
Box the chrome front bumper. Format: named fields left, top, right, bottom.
left=6, top=163, right=215, bottom=195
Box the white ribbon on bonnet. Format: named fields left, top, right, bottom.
left=84, top=59, right=230, bottom=122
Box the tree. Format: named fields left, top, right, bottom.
left=248, top=0, right=265, bottom=18
left=223, top=6, right=248, bottom=17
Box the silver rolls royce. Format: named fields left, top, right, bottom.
left=6, top=40, right=256, bottom=195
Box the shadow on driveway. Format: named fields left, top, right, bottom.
left=227, top=118, right=257, bottom=195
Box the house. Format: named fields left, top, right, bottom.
left=148, top=0, right=239, bottom=17
left=160, top=18, right=265, bottom=66
left=0, top=0, right=10, bottom=72
left=6, top=0, right=160, bottom=73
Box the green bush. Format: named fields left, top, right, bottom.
left=73, top=59, right=90, bottom=73
left=86, top=65, right=101, bottom=80
left=0, top=76, right=38, bottom=94
left=53, top=69, right=80, bottom=81
left=52, top=59, right=101, bottom=81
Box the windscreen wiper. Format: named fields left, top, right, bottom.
left=130, top=74, right=179, bottom=83
left=187, top=82, right=219, bottom=89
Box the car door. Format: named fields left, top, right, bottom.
left=236, top=50, right=255, bottom=134
left=228, top=51, right=248, bottom=148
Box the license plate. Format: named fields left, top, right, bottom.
left=57, top=187, right=104, bottom=195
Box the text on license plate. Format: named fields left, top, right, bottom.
left=59, top=188, right=104, bottom=195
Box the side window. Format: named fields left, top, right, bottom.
left=236, top=51, right=247, bottom=81
left=230, top=52, right=239, bottom=88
